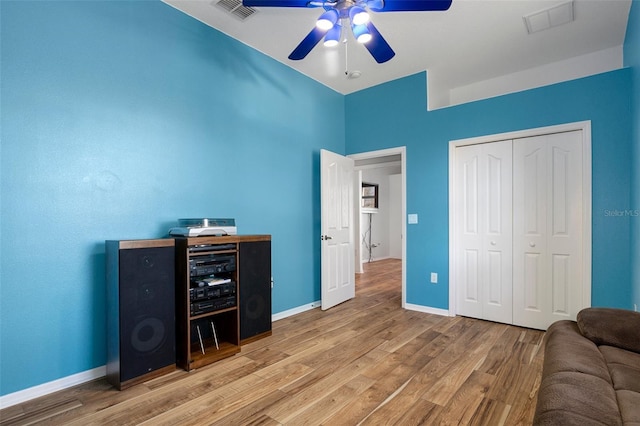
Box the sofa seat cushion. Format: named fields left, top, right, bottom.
left=599, top=345, right=640, bottom=424
left=616, top=390, right=640, bottom=425
left=535, top=371, right=622, bottom=426
left=600, top=345, right=640, bottom=393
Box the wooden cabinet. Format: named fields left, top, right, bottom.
left=174, top=235, right=271, bottom=371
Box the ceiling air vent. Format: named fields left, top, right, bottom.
left=523, top=0, right=574, bottom=34
left=214, top=0, right=257, bottom=21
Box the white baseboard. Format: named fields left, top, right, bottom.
left=404, top=303, right=452, bottom=317
left=0, top=365, right=106, bottom=409
left=361, top=256, right=393, bottom=263
left=272, top=300, right=321, bottom=322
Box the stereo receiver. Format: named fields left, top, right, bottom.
left=189, top=254, right=236, bottom=277
left=191, top=296, right=236, bottom=316
left=190, top=281, right=236, bottom=302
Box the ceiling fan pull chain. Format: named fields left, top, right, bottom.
left=344, top=37, right=349, bottom=77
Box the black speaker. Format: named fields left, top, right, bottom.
left=239, top=240, right=272, bottom=343
left=106, top=240, right=176, bottom=390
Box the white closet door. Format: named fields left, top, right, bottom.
left=455, top=141, right=513, bottom=324
left=513, top=131, right=583, bottom=329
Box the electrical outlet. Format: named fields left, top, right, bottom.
left=271, top=277, right=274, bottom=288
left=430, top=273, right=438, bottom=284
left=635, top=303, right=638, bottom=312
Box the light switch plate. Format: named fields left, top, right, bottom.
left=408, top=214, right=418, bottom=224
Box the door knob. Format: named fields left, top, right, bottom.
left=490, top=241, right=496, bottom=246
left=529, top=242, right=536, bottom=247
left=321, top=235, right=333, bottom=241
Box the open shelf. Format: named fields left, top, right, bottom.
left=190, top=306, right=236, bottom=321
left=189, top=341, right=240, bottom=370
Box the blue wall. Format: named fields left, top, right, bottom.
left=0, top=1, right=344, bottom=396
left=345, top=69, right=634, bottom=310
left=625, top=0, right=640, bottom=311
left=1, top=0, right=636, bottom=400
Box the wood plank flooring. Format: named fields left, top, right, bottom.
left=1, top=259, right=545, bottom=425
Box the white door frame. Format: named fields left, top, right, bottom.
left=355, top=170, right=364, bottom=274
left=349, top=147, right=407, bottom=308
left=448, top=121, right=592, bottom=317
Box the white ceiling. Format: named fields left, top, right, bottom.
left=163, top=0, right=631, bottom=106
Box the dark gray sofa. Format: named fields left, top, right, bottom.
left=533, top=307, right=640, bottom=425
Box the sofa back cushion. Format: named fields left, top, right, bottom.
left=577, top=308, right=640, bottom=353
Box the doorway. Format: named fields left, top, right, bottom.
left=349, top=147, right=406, bottom=308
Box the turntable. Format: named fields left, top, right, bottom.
left=169, top=218, right=237, bottom=237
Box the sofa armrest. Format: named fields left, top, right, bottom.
left=577, top=307, right=640, bottom=353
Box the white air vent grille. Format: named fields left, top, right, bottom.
left=523, top=0, right=574, bottom=34
left=214, top=0, right=257, bottom=21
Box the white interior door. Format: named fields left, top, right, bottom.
left=455, top=141, right=513, bottom=324
left=321, top=149, right=355, bottom=310
left=513, top=131, right=583, bottom=329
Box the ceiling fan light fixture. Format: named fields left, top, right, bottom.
left=349, top=6, right=370, bottom=26
left=352, top=23, right=372, bottom=43
left=323, top=23, right=342, bottom=47
left=316, top=10, right=339, bottom=30
left=366, top=0, right=384, bottom=11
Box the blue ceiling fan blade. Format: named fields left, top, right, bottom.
left=242, top=0, right=311, bottom=7
left=289, top=26, right=330, bottom=60
left=368, top=0, right=452, bottom=12
left=363, top=22, right=395, bottom=63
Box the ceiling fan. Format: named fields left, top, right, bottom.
left=241, top=0, right=453, bottom=63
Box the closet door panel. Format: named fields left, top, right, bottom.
left=455, top=141, right=512, bottom=323
left=487, top=250, right=505, bottom=305
left=551, top=254, right=570, bottom=315
left=483, top=142, right=513, bottom=324
left=514, top=137, right=548, bottom=328
left=456, top=148, right=483, bottom=319
left=549, top=133, right=583, bottom=320
left=523, top=252, right=543, bottom=311
left=513, top=131, right=583, bottom=329
left=464, top=249, right=480, bottom=303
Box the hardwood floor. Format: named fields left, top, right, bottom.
left=1, top=259, right=545, bottom=425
